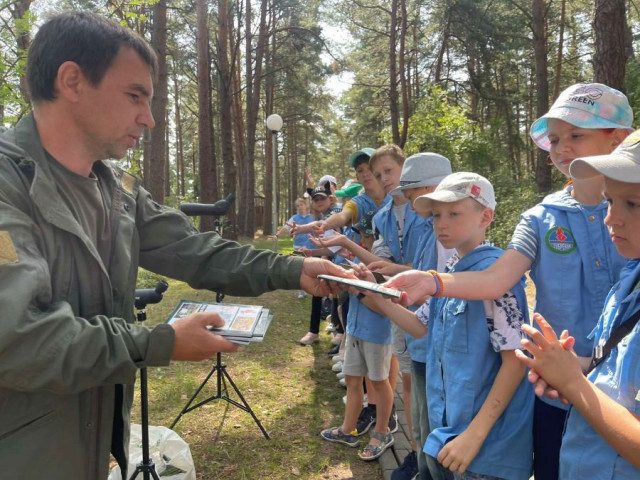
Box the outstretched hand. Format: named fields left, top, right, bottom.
left=308, top=232, right=346, bottom=249
left=368, top=259, right=408, bottom=276
left=515, top=313, right=583, bottom=401
left=383, top=269, right=436, bottom=306
left=171, top=312, right=240, bottom=361
left=299, top=257, right=354, bottom=297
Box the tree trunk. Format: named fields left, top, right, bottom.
left=216, top=0, right=237, bottom=238
left=147, top=0, right=168, bottom=203
left=231, top=4, right=246, bottom=236
left=592, top=0, right=630, bottom=90
left=398, top=0, right=409, bottom=148
left=9, top=0, right=32, bottom=106
left=197, top=0, right=218, bottom=232
left=389, top=0, right=400, bottom=145
left=552, top=0, right=566, bottom=100
left=263, top=1, right=276, bottom=235
left=172, top=68, right=185, bottom=197
left=532, top=0, right=552, bottom=194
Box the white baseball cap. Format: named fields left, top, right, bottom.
left=414, top=172, right=496, bottom=215
left=318, top=175, right=338, bottom=188
left=570, top=129, right=640, bottom=183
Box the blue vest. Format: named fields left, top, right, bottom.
left=425, top=246, right=533, bottom=480
left=373, top=201, right=426, bottom=265
left=560, top=259, right=640, bottom=480
left=290, top=213, right=314, bottom=249
left=522, top=188, right=626, bottom=358
left=405, top=218, right=437, bottom=362
left=346, top=257, right=393, bottom=345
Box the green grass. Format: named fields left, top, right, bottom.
left=136, top=236, right=382, bottom=480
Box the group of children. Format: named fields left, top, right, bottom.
left=278, top=82, right=640, bottom=480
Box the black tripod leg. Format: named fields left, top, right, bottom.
left=129, top=368, right=161, bottom=480
left=220, top=366, right=271, bottom=440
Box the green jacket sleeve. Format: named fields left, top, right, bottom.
left=135, top=187, right=305, bottom=295
left=0, top=159, right=174, bottom=395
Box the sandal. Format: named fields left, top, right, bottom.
left=320, top=426, right=360, bottom=447
left=358, top=431, right=394, bottom=461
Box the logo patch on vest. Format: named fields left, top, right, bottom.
left=0, top=231, right=18, bottom=264
left=545, top=226, right=577, bottom=254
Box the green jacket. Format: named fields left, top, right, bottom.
left=0, top=115, right=303, bottom=479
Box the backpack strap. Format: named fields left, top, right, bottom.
left=587, top=309, right=640, bottom=374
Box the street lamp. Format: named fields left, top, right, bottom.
left=266, top=113, right=283, bottom=248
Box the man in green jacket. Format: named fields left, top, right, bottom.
left=0, top=11, right=346, bottom=479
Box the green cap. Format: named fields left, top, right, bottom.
left=349, top=148, right=375, bottom=168
left=335, top=183, right=363, bottom=198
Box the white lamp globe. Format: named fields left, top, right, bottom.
left=266, top=113, right=283, bottom=132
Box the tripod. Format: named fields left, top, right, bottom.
left=129, top=281, right=169, bottom=480
left=172, top=194, right=270, bottom=439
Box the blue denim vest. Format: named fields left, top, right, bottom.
left=349, top=192, right=391, bottom=244
left=373, top=201, right=426, bottom=265
left=291, top=213, right=314, bottom=249
left=346, top=291, right=393, bottom=345
left=520, top=188, right=625, bottom=358
left=406, top=218, right=437, bottom=363
left=560, top=259, right=640, bottom=480
left=425, top=245, right=534, bottom=480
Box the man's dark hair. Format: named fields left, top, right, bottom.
left=27, top=11, right=157, bottom=103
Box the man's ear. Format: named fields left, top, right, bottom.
left=55, top=61, right=85, bottom=102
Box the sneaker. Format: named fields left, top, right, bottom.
left=299, top=332, right=319, bottom=345
left=391, top=450, right=418, bottom=480
left=297, top=290, right=307, bottom=299
left=325, top=323, right=335, bottom=333
left=320, top=426, right=359, bottom=447
left=331, top=333, right=344, bottom=345
left=327, top=344, right=340, bottom=356
left=355, top=405, right=376, bottom=436
left=336, top=371, right=345, bottom=380
left=388, top=406, right=398, bottom=434
left=339, top=378, right=346, bottom=388
left=358, top=431, right=394, bottom=461
left=332, top=354, right=343, bottom=364
left=343, top=394, right=368, bottom=406
left=331, top=361, right=343, bottom=372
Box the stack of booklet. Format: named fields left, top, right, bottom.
left=166, top=300, right=273, bottom=345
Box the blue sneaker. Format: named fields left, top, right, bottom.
left=355, top=404, right=377, bottom=436
left=320, top=426, right=360, bottom=447
left=391, top=450, right=418, bottom=480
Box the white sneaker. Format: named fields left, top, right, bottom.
left=297, top=290, right=307, bottom=299
left=343, top=394, right=368, bottom=406
left=325, top=323, right=335, bottom=333
left=331, top=333, right=344, bottom=346
left=332, top=354, right=344, bottom=364
left=336, top=371, right=346, bottom=380
left=339, top=378, right=346, bottom=387
left=299, top=332, right=319, bottom=345
left=332, top=361, right=343, bottom=372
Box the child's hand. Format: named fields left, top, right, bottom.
left=384, top=270, right=436, bottom=306
left=515, top=313, right=584, bottom=400
left=312, top=220, right=328, bottom=236
left=309, top=233, right=346, bottom=249
left=368, top=259, right=406, bottom=276
left=437, top=429, right=483, bottom=474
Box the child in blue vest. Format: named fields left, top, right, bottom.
left=275, top=197, right=314, bottom=299
left=320, top=212, right=396, bottom=462
left=365, top=172, right=533, bottom=480
left=385, top=83, right=633, bottom=480
left=517, top=132, right=640, bottom=479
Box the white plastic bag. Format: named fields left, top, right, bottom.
left=108, top=424, right=196, bottom=480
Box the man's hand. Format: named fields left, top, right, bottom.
left=437, top=429, right=484, bottom=474
left=299, top=257, right=354, bottom=297
left=171, top=312, right=239, bottom=361
left=515, top=313, right=584, bottom=401
left=384, top=269, right=436, bottom=306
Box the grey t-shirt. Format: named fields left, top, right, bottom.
left=46, top=153, right=112, bottom=265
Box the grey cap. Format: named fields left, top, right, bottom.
left=390, top=152, right=452, bottom=195
left=570, top=129, right=640, bottom=182
left=413, top=172, right=496, bottom=216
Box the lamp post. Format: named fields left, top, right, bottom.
left=266, top=113, right=283, bottom=250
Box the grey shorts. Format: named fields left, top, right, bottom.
left=392, top=323, right=412, bottom=374
left=342, top=334, right=393, bottom=381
